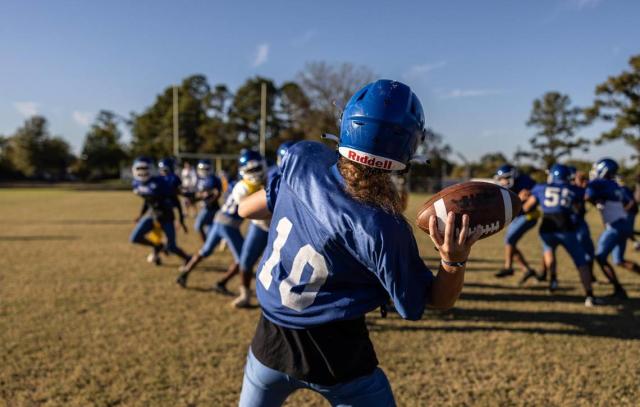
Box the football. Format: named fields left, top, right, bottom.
left=416, top=181, right=522, bottom=240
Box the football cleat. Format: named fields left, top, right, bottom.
left=536, top=270, right=547, bottom=282
left=212, top=282, right=233, bottom=296
left=176, top=271, right=189, bottom=288
left=584, top=296, right=605, bottom=307
left=608, top=287, right=628, bottom=300
left=232, top=287, right=252, bottom=308
left=147, top=252, right=161, bottom=266
left=518, top=269, right=537, bottom=286
left=495, top=268, right=514, bottom=278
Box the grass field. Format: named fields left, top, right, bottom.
left=1, top=188, right=639, bottom=406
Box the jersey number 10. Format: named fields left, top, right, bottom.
left=258, top=217, right=329, bottom=312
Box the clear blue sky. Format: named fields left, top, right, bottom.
left=1, top=0, right=638, bottom=163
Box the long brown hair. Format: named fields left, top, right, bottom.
left=337, top=156, right=403, bottom=215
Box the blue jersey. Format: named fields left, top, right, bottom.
left=132, top=176, right=177, bottom=222
left=532, top=182, right=582, bottom=232
left=163, top=173, right=182, bottom=192
left=256, top=141, right=434, bottom=329
left=585, top=179, right=627, bottom=225
left=621, top=185, right=638, bottom=215
left=196, top=174, right=222, bottom=209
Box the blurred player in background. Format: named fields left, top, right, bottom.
left=158, top=157, right=182, bottom=193
left=235, top=80, right=481, bottom=406
left=523, top=164, right=602, bottom=306
left=617, top=176, right=640, bottom=251
left=570, top=168, right=597, bottom=282
left=176, top=151, right=267, bottom=290
left=228, top=150, right=272, bottom=308
left=586, top=158, right=637, bottom=299
left=494, top=164, right=539, bottom=284
left=129, top=157, right=190, bottom=266
left=193, top=159, right=222, bottom=242
left=180, top=161, right=198, bottom=217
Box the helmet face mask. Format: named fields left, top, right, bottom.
left=240, top=160, right=265, bottom=183
left=494, top=164, right=517, bottom=188
left=132, top=158, right=152, bottom=182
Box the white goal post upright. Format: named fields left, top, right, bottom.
left=171, top=81, right=268, bottom=171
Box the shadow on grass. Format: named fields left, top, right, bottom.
left=0, top=235, right=78, bottom=241
left=368, top=298, right=640, bottom=340
left=463, top=282, right=573, bottom=292
left=460, top=291, right=585, bottom=304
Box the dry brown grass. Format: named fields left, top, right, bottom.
left=1, top=188, right=639, bottom=406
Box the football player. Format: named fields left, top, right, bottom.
left=158, top=157, right=182, bottom=192
left=617, top=176, right=640, bottom=251
left=523, top=164, right=602, bottom=305
left=586, top=158, right=637, bottom=299
left=235, top=80, right=482, bottom=406
left=193, top=159, right=223, bottom=242
left=129, top=157, right=190, bottom=265
left=218, top=150, right=270, bottom=307
left=175, top=150, right=266, bottom=290
left=571, top=169, right=597, bottom=282
left=494, top=164, right=539, bottom=283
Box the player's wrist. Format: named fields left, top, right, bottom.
left=441, top=258, right=466, bottom=268
left=440, top=260, right=466, bottom=273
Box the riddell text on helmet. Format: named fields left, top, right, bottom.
left=338, top=147, right=407, bottom=170
left=347, top=150, right=393, bottom=169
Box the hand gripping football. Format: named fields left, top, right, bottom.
left=416, top=181, right=522, bottom=240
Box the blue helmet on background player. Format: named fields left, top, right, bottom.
left=277, top=141, right=297, bottom=168
left=494, top=164, right=518, bottom=188
left=197, top=159, right=212, bottom=178
left=157, top=157, right=175, bottom=176
left=590, top=158, right=618, bottom=180
left=547, top=164, right=571, bottom=184
left=238, top=149, right=265, bottom=183
left=132, top=157, right=153, bottom=182
left=337, top=79, right=426, bottom=171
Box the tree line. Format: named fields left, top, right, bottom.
left=1, top=56, right=638, bottom=183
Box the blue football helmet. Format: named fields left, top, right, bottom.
left=132, top=157, right=153, bottom=182
left=590, top=158, right=618, bottom=180
left=277, top=141, right=297, bottom=168
left=494, top=164, right=518, bottom=188
left=158, top=157, right=175, bottom=175
left=238, top=149, right=265, bottom=183
left=338, top=80, right=426, bottom=171
left=547, top=164, right=571, bottom=184
left=197, top=159, right=212, bottom=178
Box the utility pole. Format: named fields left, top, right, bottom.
left=259, top=82, right=267, bottom=156
left=173, top=85, right=179, bottom=158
